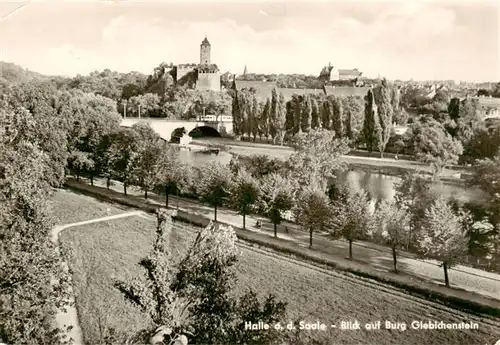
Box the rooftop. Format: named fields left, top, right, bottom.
left=201, top=36, right=210, bottom=45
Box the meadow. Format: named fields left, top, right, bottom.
left=53, top=190, right=500, bottom=345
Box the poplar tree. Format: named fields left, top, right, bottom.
left=373, top=79, right=394, bottom=158
left=331, top=96, right=344, bottom=138
left=311, top=98, right=320, bottom=129
left=301, top=95, right=312, bottom=133
left=259, top=99, right=270, bottom=141
left=362, top=89, right=377, bottom=152
left=321, top=98, right=332, bottom=130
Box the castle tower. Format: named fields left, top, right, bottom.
left=200, top=36, right=211, bottom=65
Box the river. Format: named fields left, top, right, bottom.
left=177, top=146, right=486, bottom=211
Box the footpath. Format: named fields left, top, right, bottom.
left=51, top=211, right=145, bottom=345
left=64, top=177, right=500, bottom=317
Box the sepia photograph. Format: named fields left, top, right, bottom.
left=1, top=1, right=500, bottom=344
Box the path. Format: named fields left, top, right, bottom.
left=52, top=210, right=145, bottom=345
left=89, top=178, right=500, bottom=301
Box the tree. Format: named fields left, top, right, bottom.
left=416, top=198, right=469, bottom=287
left=195, top=162, right=232, bottom=221
left=330, top=185, right=371, bottom=259
left=157, top=147, right=188, bottom=207
left=472, top=151, right=500, bottom=200
left=311, top=98, right=320, bottom=129
left=373, top=201, right=411, bottom=272
left=108, top=128, right=141, bottom=195
left=342, top=96, right=364, bottom=142
left=394, top=172, right=435, bottom=250
left=362, top=89, right=377, bottom=152
left=115, top=210, right=193, bottom=344
left=301, top=95, right=312, bottom=133
left=133, top=137, right=165, bottom=199
left=127, top=93, right=161, bottom=117
left=0, top=141, right=73, bottom=344
left=409, top=116, right=463, bottom=178
left=293, top=183, right=333, bottom=247
left=259, top=98, right=270, bottom=141
left=275, top=92, right=287, bottom=145
left=4, top=83, right=69, bottom=186
left=229, top=169, right=260, bottom=229
left=172, top=222, right=287, bottom=344
left=330, top=96, right=344, bottom=138
left=372, top=79, right=394, bottom=157
left=321, top=98, right=332, bottom=130
left=292, top=95, right=302, bottom=135
left=287, top=129, right=349, bottom=191
left=259, top=173, right=296, bottom=237
left=229, top=154, right=285, bottom=179
left=250, top=96, right=260, bottom=141
left=232, top=90, right=242, bottom=137
left=461, top=124, right=500, bottom=164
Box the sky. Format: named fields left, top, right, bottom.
left=0, top=0, right=499, bottom=82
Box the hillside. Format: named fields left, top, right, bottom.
left=0, top=61, right=49, bottom=83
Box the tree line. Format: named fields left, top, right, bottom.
left=0, top=79, right=336, bottom=345
left=2, top=78, right=500, bottom=344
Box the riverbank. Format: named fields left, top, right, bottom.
left=63, top=177, right=500, bottom=318
left=189, top=138, right=472, bottom=183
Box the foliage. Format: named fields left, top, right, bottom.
left=293, top=182, right=333, bottom=247
left=472, top=152, right=500, bottom=201
left=330, top=185, right=372, bottom=259
left=461, top=124, right=500, bottom=164
left=228, top=154, right=285, bottom=179
left=115, top=210, right=192, bottom=343
left=362, top=89, right=377, bottom=152
left=156, top=148, right=190, bottom=207
left=373, top=200, right=411, bottom=271
left=194, top=162, right=233, bottom=221
left=394, top=172, right=436, bottom=249
left=416, top=198, right=469, bottom=286
left=258, top=173, right=296, bottom=237
left=133, top=134, right=166, bottom=198
left=408, top=116, right=463, bottom=178
left=127, top=93, right=161, bottom=117
left=229, top=169, right=261, bottom=229
left=341, top=95, right=364, bottom=142
left=3, top=82, right=69, bottom=186
left=108, top=128, right=142, bottom=195
left=172, top=222, right=286, bottom=344
left=288, top=129, right=349, bottom=191
left=0, top=141, right=72, bottom=344
left=372, top=79, right=395, bottom=157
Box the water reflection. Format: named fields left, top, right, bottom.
left=176, top=147, right=485, bottom=206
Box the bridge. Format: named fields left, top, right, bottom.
left=121, top=115, right=233, bottom=143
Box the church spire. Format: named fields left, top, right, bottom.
left=243, top=65, right=248, bottom=75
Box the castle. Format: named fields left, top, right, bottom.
left=173, top=36, right=221, bottom=92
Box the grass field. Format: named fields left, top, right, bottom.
left=54, top=190, right=500, bottom=345
left=49, top=189, right=130, bottom=224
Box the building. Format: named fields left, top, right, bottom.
left=172, top=36, right=221, bottom=92
left=476, top=96, right=500, bottom=120
left=319, top=63, right=363, bottom=81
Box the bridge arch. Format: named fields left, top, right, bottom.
left=121, top=117, right=233, bottom=143
left=188, top=125, right=222, bottom=139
